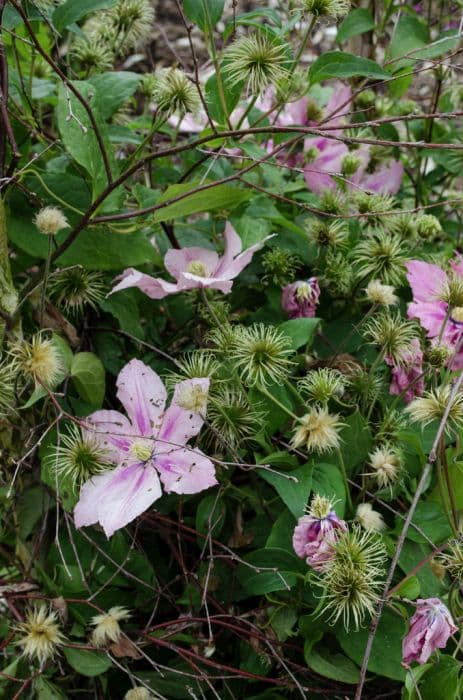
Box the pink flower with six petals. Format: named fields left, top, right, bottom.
left=402, top=598, right=457, bottom=665
left=74, top=359, right=217, bottom=537
left=111, top=223, right=272, bottom=300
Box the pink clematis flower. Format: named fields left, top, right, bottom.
left=293, top=497, right=347, bottom=571
left=402, top=598, right=457, bottom=666
left=74, top=359, right=217, bottom=537
left=111, top=223, right=272, bottom=300
left=282, top=278, right=320, bottom=319
left=385, top=338, right=424, bottom=403
left=406, top=258, right=463, bottom=369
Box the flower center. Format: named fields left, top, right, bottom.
left=177, top=384, right=208, bottom=412
left=187, top=260, right=209, bottom=277
left=131, top=439, right=153, bottom=462
left=451, top=306, right=463, bottom=324
left=295, top=282, right=313, bottom=302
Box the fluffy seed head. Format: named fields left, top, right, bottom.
left=367, top=444, right=402, bottom=490
left=91, top=606, right=130, bottom=648
left=10, top=334, right=64, bottom=388
left=439, top=273, right=463, bottom=307
left=415, top=214, right=442, bottom=239
left=355, top=232, right=407, bottom=286
left=16, top=606, right=65, bottom=666
left=406, top=385, right=463, bottom=436
left=439, top=540, right=463, bottom=583
left=296, top=0, right=351, bottom=18
left=34, top=207, right=69, bottom=236
left=153, top=68, right=201, bottom=117
left=318, top=189, right=347, bottom=215
left=262, top=248, right=300, bottom=286
left=355, top=191, right=395, bottom=219
left=365, top=279, right=398, bottom=306
left=341, top=153, right=362, bottom=177
left=425, top=343, right=453, bottom=369
left=231, top=323, right=294, bottom=386
left=299, top=368, right=346, bottom=404
left=224, top=33, right=290, bottom=96
left=0, top=361, right=16, bottom=416
left=356, top=503, right=386, bottom=532
left=206, top=386, right=264, bottom=451
left=322, top=250, right=355, bottom=296
left=308, top=219, right=349, bottom=249
left=46, top=424, right=111, bottom=490
left=72, top=38, right=115, bottom=73
left=48, top=266, right=105, bottom=315
left=318, top=526, right=387, bottom=630
left=292, top=406, right=344, bottom=454
left=125, top=689, right=153, bottom=700
left=363, top=312, right=417, bottom=364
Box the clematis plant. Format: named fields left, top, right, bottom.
left=111, top=223, right=272, bottom=299
left=74, top=359, right=217, bottom=537
left=402, top=598, right=457, bottom=665
left=406, top=258, right=463, bottom=368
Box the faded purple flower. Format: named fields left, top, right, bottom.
left=385, top=338, right=424, bottom=403
left=293, top=495, right=347, bottom=571
left=402, top=598, right=458, bottom=665
left=74, top=359, right=217, bottom=537
left=282, top=278, right=320, bottom=319
left=111, top=223, right=272, bottom=299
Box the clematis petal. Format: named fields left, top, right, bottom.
left=214, top=222, right=243, bottom=276
left=360, top=159, right=404, bottom=195
left=155, top=447, right=217, bottom=495
left=406, top=260, right=447, bottom=302
left=110, top=268, right=179, bottom=299
left=215, top=234, right=275, bottom=281
left=116, top=359, right=167, bottom=437
left=164, top=247, right=219, bottom=280
left=407, top=300, right=447, bottom=338
left=157, top=378, right=210, bottom=447
left=74, top=463, right=162, bottom=538
left=324, top=83, right=352, bottom=128
left=179, top=272, right=233, bottom=294
left=84, top=410, right=135, bottom=461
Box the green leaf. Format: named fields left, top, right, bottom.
left=101, top=293, right=144, bottom=339
left=205, top=70, right=244, bottom=124
left=183, top=0, right=225, bottom=31
left=236, top=548, right=305, bottom=595
left=336, top=9, right=375, bottom=44
left=305, top=647, right=360, bottom=684
left=393, top=575, right=420, bottom=600
left=338, top=608, right=406, bottom=681
left=389, top=15, right=428, bottom=69
left=406, top=502, right=452, bottom=545
left=309, top=51, right=390, bottom=84
left=88, top=72, right=141, bottom=119
left=56, top=82, right=116, bottom=197
left=152, top=182, right=251, bottom=223
left=34, top=677, right=67, bottom=699
left=420, top=656, right=461, bottom=700
left=311, top=462, right=346, bottom=517
left=339, top=411, right=372, bottom=474
left=63, top=648, right=112, bottom=676
left=278, top=318, right=320, bottom=350
left=71, top=352, right=105, bottom=407
left=260, top=463, right=312, bottom=519
left=53, top=0, right=117, bottom=31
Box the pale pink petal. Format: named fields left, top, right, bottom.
left=116, top=359, right=167, bottom=437
left=361, top=159, right=404, bottom=194
left=347, top=143, right=371, bottom=186
left=168, top=112, right=207, bottom=133
left=84, top=410, right=135, bottom=461
left=178, top=273, right=233, bottom=294
left=214, top=222, right=243, bottom=276
left=325, top=84, right=352, bottom=127
left=407, top=300, right=447, bottom=337
left=450, top=254, right=463, bottom=278
left=155, top=447, right=217, bottom=494
left=164, top=247, right=220, bottom=280
left=111, top=268, right=179, bottom=299
left=406, top=260, right=447, bottom=302
left=278, top=97, right=309, bottom=126
left=74, top=463, right=162, bottom=537
left=304, top=138, right=349, bottom=194
left=157, top=378, right=210, bottom=447
left=216, top=235, right=275, bottom=281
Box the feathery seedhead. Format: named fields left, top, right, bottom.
left=16, top=606, right=65, bottom=666
left=322, top=250, right=355, bottom=296
left=365, top=279, right=398, bottom=306
left=386, top=213, right=417, bottom=240
left=34, top=206, right=69, bottom=236
left=406, top=385, right=463, bottom=436
left=107, top=0, right=155, bottom=51
left=46, top=424, right=111, bottom=490
left=292, top=406, right=344, bottom=454
left=125, top=689, right=153, bottom=700
left=356, top=89, right=376, bottom=107
left=367, top=443, right=402, bottom=490
left=167, top=352, right=220, bottom=389
left=0, top=361, right=16, bottom=416
left=363, top=311, right=417, bottom=364
left=439, top=273, right=463, bottom=307
left=299, top=368, right=346, bottom=404
left=318, top=189, right=347, bottom=215
left=230, top=323, right=294, bottom=386
left=341, top=153, right=362, bottom=177
left=318, top=526, right=387, bottom=630
left=48, top=266, right=105, bottom=315
left=9, top=334, right=64, bottom=388
left=346, top=367, right=383, bottom=404
left=355, top=231, right=407, bottom=286
left=425, top=343, right=453, bottom=369
left=376, top=409, right=407, bottom=442
left=354, top=191, right=396, bottom=223
left=439, top=540, right=463, bottom=583
left=308, top=219, right=349, bottom=249
left=224, top=33, right=290, bottom=96
left=356, top=503, right=386, bottom=532
left=72, top=37, right=115, bottom=73
left=415, top=214, right=442, bottom=239
left=206, top=386, right=265, bottom=451
left=153, top=68, right=201, bottom=117
left=295, top=0, right=351, bottom=19
left=262, top=248, right=300, bottom=286
left=91, top=606, right=130, bottom=648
